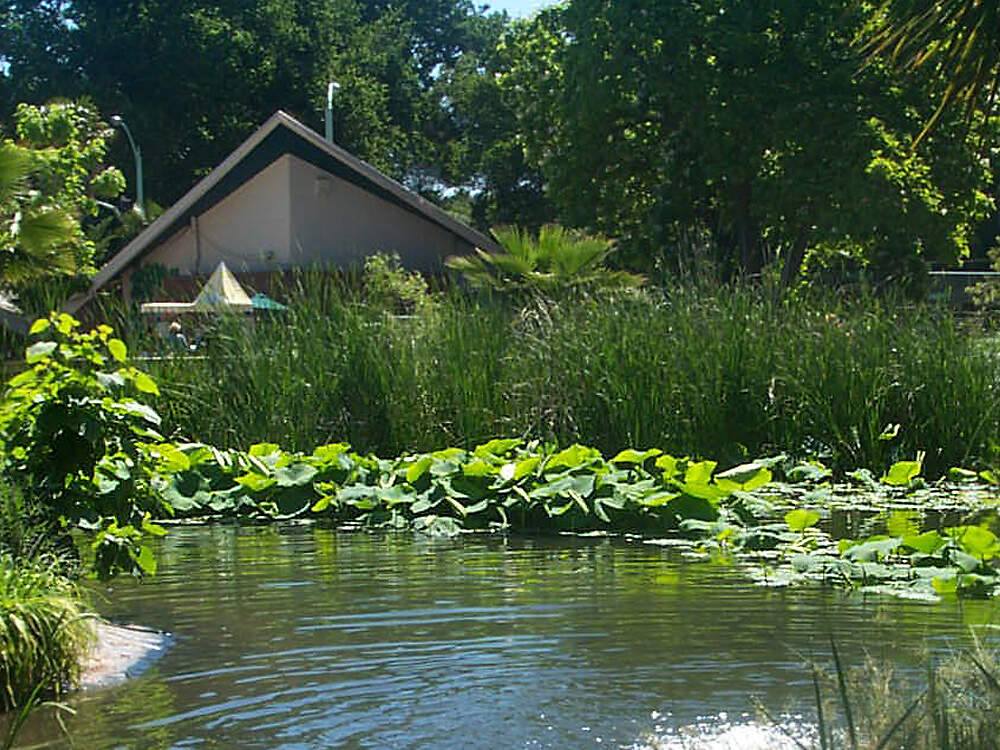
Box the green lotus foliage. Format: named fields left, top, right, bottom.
left=881, top=456, right=924, bottom=487
left=148, top=437, right=755, bottom=535
left=140, top=432, right=1000, bottom=600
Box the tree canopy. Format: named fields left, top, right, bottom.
left=0, top=0, right=507, bottom=205
left=2, top=0, right=996, bottom=287
left=483, top=0, right=993, bottom=282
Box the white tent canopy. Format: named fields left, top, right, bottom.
left=140, top=261, right=253, bottom=315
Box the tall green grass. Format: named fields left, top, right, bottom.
left=0, top=483, right=92, bottom=713
left=800, top=639, right=1000, bottom=749
left=0, top=553, right=93, bottom=710
left=121, top=275, right=1000, bottom=476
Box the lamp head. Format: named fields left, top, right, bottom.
left=110, top=115, right=123, bottom=126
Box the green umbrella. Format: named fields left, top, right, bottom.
left=250, top=293, right=288, bottom=311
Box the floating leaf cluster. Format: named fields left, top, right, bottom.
left=145, top=438, right=1000, bottom=601
left=150, top=439, right=771, bottom=536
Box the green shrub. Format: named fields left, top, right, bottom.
left=362, top=252, right=433, bottom=315
left=445, top=224, right=643, bottom=292
left=0, top=313, right=168, bottom=578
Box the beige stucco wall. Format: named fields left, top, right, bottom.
left=140, top=152, right=471, bottom=277
left=143, top=156, right=293, bottom=274
left=287, top=154, right=468, bottom=272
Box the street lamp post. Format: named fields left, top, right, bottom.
left=325, top=81, right=340, bottom=143
left=111, top=115, right=144, bottom=218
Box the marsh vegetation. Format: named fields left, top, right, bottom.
left=109, top=274, right=1000, bottom=479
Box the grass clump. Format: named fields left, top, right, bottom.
left=0, top=553, right=93, bottom=710
left=0, top=483, right=93, bottom=713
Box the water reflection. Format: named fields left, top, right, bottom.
left=12, top=524, right=1000, bottom=748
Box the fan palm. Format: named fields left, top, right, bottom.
left=446, top=224, right=643, bottom=291
left=863, top=0, right=1000, bottom=145
left=0, top=142, right=79, bottom=287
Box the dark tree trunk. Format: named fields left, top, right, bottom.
left=731, top=181, right=761, bottom=277
left=781, top=226, right=811, bottom=289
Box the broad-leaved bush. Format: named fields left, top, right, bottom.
left=0, top=313, right=167, bottom=578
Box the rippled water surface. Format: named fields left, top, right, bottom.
left=15, top=524, right=1000, bottom=748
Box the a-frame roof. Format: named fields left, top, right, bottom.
left=68, top=111, right=499, bottom=311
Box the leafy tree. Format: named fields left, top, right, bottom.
left=0, top=99, right=124, bottom=290
left=0, top=100, right=126, bottom=332
left=493, top=0, right=992, bottom=284
left=0, top=141, right=79, bottom=286
left=435, top=8, right=561, bottom=229
left=11, top=101, right=126, bottom=270
left=1, top=0, right=508, bottom=206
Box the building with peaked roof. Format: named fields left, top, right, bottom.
left=66, top=111, right=500, bottom=312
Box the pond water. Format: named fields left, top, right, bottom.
left=14, top=524, right=1000, bottom=749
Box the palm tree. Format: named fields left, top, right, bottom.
left=863, top=0, right=1000, bottom=145
left=0, top=141, right=79, bottom=287
left=446, top=225, right=643, bottom=292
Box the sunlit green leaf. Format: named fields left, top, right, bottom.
left=655, top=454, right=680, bottom=479
left=107, top=338, right=127, bottom=363
left=902, top=530, right=945, bottom=555
left=136, top=545, right=157, bottom=575
left=405, top=456, right=432, bottom=483
left=610, top=448, right=662, bottom=465
left=946, top=525, right=1000, bottom=560
left=684, top=460, right=717, bottom=485
left=546, top=444, right=601, bottom=471
left=462, top=459, right=495, bottom=477
left=133, top=372, right=160, bottom=395
left=881, top=460, right=922, bottom=486
left=785, top=508, right=821, bottom=532
left=473, top=438, right=521, bottom=458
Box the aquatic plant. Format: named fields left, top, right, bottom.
left=150, top=438, right=772, bottom=534
left=141, top=436, right=1000, bottom=601
left=4, top=311, right=999, bottom=602
left=801, top=639, right=1000, bottom=750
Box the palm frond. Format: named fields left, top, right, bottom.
left=0, top=144, right=33, bottom=206
left=862, top=0, right=1000, bottom=145
left=448, top=225, right=642, bottom=292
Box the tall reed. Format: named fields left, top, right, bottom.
left=809, top=639, right=1000, bottom=749
left=125, top=275, right=1000, bottom=476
